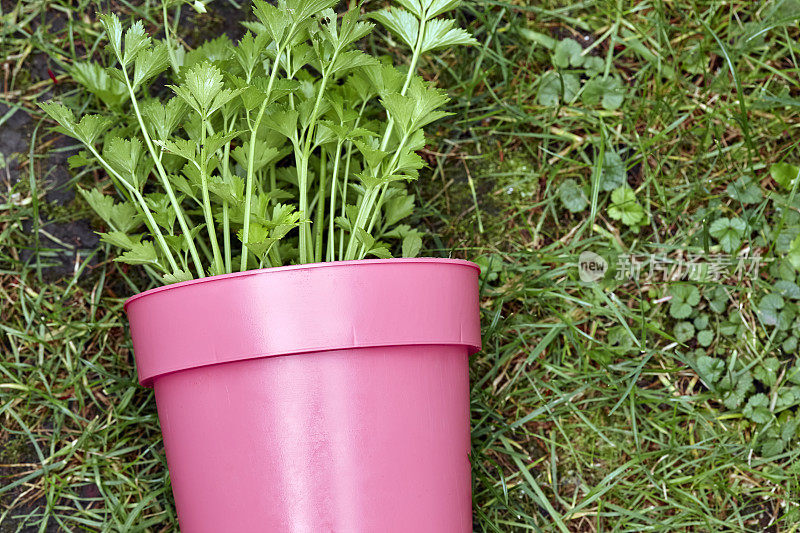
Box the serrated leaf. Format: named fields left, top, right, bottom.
left=99, top=13, right=124, bottom=63
left=100, top=231, right=139, bottom=250
left=141, top=97, right=187, bottom=141
left=330, top=50, right=380, bottom=75
left=743, top=393, right=772, bottom=424
left=423, top=0, right=463, bottom=18
left=384, top=194, right=415, bottom=226
left=122, top=20, right=151, bottom=67
left=70, top=62, right=128, bottom=108
left=402, top=232, right=422, bottom=257
left=370, top=8, right=419, bottom=49
left=103, top=137, right=146, bottom=187
left=163, top=269, right=193, bottom=284
left=608, top=186, right=644, bottom=227
left=262, top=107, right=299, bottom=140
left=420, top=18, right=477, bottom=53
left=80, top=187, right=140, bottom=232
left=132, top=42, right=169, bottom=90
left=115, top=240, right=161, bottom=267
left=74, top=114, right=113, bottom=146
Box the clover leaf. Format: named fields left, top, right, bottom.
left=669, top=284, right=701, bottom=319
left=709, top=217, right=746, bottom=253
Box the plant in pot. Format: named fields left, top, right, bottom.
left=40, top=0, right=481, bottom=530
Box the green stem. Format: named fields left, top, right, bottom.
left=199, top=119, right=224, bottom=274
left=327, top=141, right=343, bottom=261
left=296, top=49, right=341, bottom=264
left=240, top=53, right=282, bottom=271
left=122, top=73, right=204, bottom=277
left=85, top=145, right=178, bottom=273
left=314, top=148, right=327, bottom=262
left=162, top=0, right=180, bottom=75
left=338, top=100, right=368, bottom=260
left=345, top=15, right=427, bottom=260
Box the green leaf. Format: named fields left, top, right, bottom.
left=559, top=179, right=587, bottom=213
left=163, top=269, right=193, bottom=284
left=103, top=137, right=146, bottom=186
left=99, top=13, right=124, bottom=63
left=727, top=176, right=762, bottom=204
left=132, top=42, right=169, bottom=90
left=743, top=393, right=772, bottom=424
left=608, top=186, right=644, bottom=227
left=553, top=38, right=583, bottom=68
left=696, top=355, right=724, bottom=384
left=115, top=240, right=162, bottom=267
left=370, top=8, right=419, bottom=49
left=722, top=371, right=753, bottom=409
left=582, top=76, right=626, bottom=110
left=402, top=232, right=422, bottom=258
left=122, top=20, right=151, bottom=67
left=697, top=330, right=714, bottom=347
left=329, top=50, right=380, bottom=76
left=141, top=97, right=187, bottom=141
left=771, top=162, right=800, bottom=189
left=754, top=357, right=781, bottom=387
left=79, top=188, right=140, bottom=232
left=420, top=18, right=477, bottom=53
left=384, top=194, right=415, bottom=226
left=159, top=138, right=197, bottom=162
left=774, top=280, right=800, bottom=299
left=73, top=114, right=113, bottom=146
left=423, top=0, right=463, bottom=18
left=537, top=71, right=579, bottom=106
left=787, top=234, right=800, bottom=271
left=674, top=321, right=695, bottom=343
left=669, top=284, right=700, bottom=319
left=262, top=107, right=299, bottom=140
left=761, top=438, right=785, bottom=457
left=100, top=231, right=140, bottom=250
left=758, top=293, right=785, bottom=326
left=600, top=150, right=626, bottom=191
left=70, top=62, right=128, bottom=108
left=709, top=217, right=746, bottom=253
left=38, top=101, right=77, bottom=135
left=169, top=62, right=225, bottom=115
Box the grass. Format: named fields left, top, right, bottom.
left=2, top=0, right=800, bottom=531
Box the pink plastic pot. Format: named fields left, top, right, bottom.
left=125, top=258, right=481, bottom=532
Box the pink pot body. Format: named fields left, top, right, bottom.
left=125, top=259, right=481, bottom=532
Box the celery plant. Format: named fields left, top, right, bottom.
left=39, top=0, right=475, bottom=282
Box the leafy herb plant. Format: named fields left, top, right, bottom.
left=40, top=0, right=475, bottom=282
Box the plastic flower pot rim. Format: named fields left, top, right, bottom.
left=123, top=257, right=479, bottom=307
left=125, top=257, right=482, bottom=387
